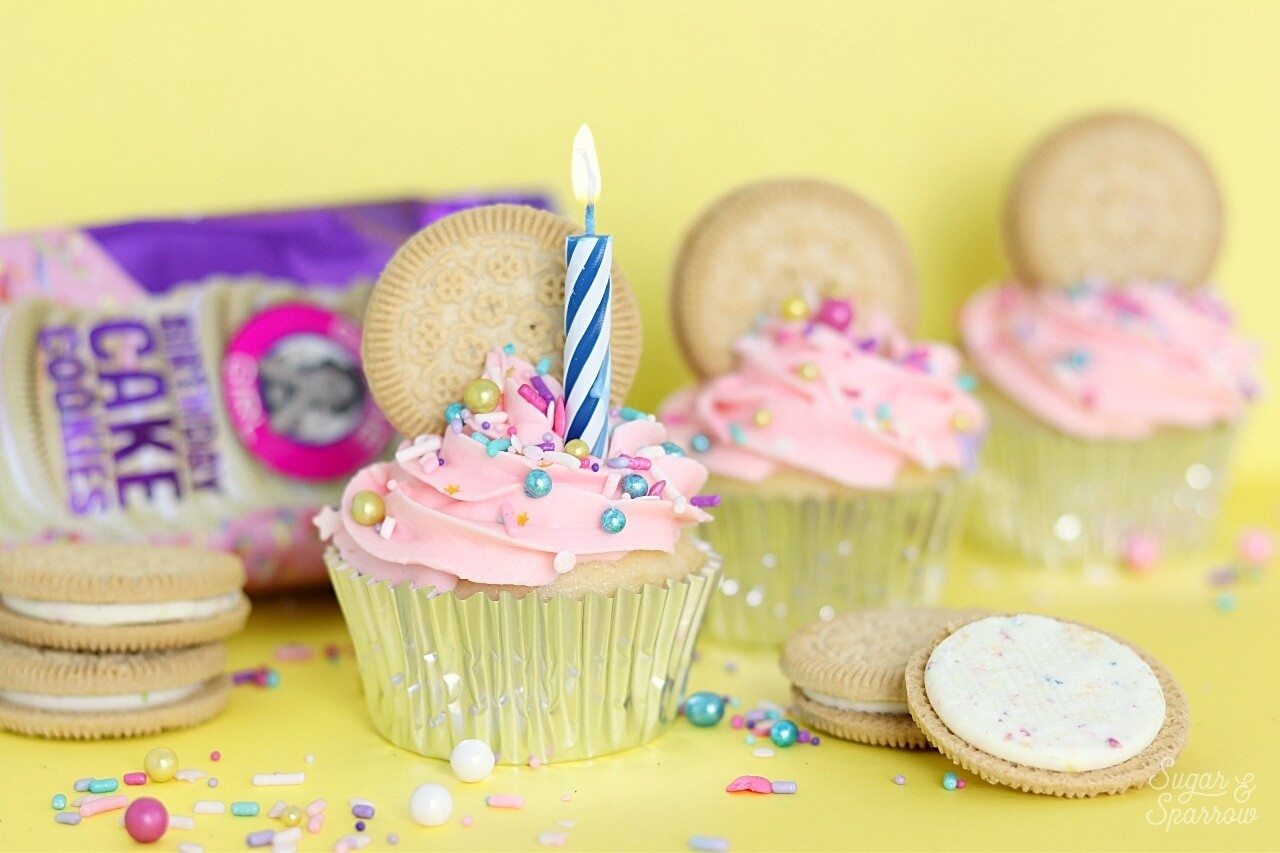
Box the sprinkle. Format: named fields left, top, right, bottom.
left=552, top=396, right=566, bottom=436
left=728, top=423, right=747, bottom=445
left=558, top=820, right=576, bottom=828
left=543, top=451, right=581, bottom=470
left=561, top=794, right=572, bottom=802
left=601, top=507, right=627, bottom=534
left=606, top=456, right=630, bottom=469
left=730, top=715, right=744, bottom=729
left=725, top=775, right=771, bottom=794
left=538, top=832, right=569, bottom=846
left=942, top=772, right=959, bottom=791
left=518, top=384, right=550, bottom=413
left=503, top=343, right=516, bottom=355
left=123, top=773, right=146, bottom=786
left=485, top=795, right=524, bottom=809
left=529, top=757, right=542, bottom=770
left=246, top=829, right=275, bottom=847
left=211, top=751, right=222, bottom=762
left=691, top=434, right=711, bottom=453
left=771, top=781, right=797, bottom=794
left=352, top=804, right=374, bottom=820
left=275, top=827, right=302, bottom=844
left=395, top=440, right=439, bottom=463
left=752, top=749, right=775, bottom=758
left=175, top=769, right=206, bottom=783
left=444, top=484, right=461, bottom=495
left=169, top=815, right=195, bottom=830
left=461, top=815, right=474, bottom=827
left=795, top=362, right=820, bottom=380
left=744, top=734, right=755, bottom=745
left=178, top=845, right=205, bottom=853
left=893, top=775, right=906, bottom=785
left=88, top=779, right=118, bottom=794
left=956, top=779, right=967, bottom=789
left=1238, top=529, right=1275, bottom=565
left=355, top=821, right=366, bottom=832
left=387, top=834, right=399, bottom=845
left=208, top=779, right=219, bottom=788
left=649, top=480, right=667, bottom=498
left=1215, top=593, right=1237, bottom=612
left=530, top=375, right=556, bottom=402
left=55, top=813, right=81, bottom=825
left=536, top=357, right=551, bottom=375
left=688, top=835, right=731, bottom=852
left=231, top=802, right=261, bottom=817
left=268, top=800, right=288, bottom=819
left=52, top=793, right=67, bottom=809
left=253, top=773, right=304, bottom=787
left=194, top=801, right=226, bottom=815
left=499, top=503, right=520, bottom=537
left=307, top=814, right=325, bottom=834
left=689, top=495, right=720, bottom=508
left=80, top=795, right=127, bottom=817
left=554, top=551, right=576, bottom=573
left=73, top=778, right=93, bottom=792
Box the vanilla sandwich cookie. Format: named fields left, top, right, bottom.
left=780, top=607, right=985, bottom=748
left=0, top=544, right=249, bottom=652
left=0, top=638, right=231, bottom=739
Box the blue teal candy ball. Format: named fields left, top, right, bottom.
left=942, top=771, right=958, bottom=791
left=620, top=474, right=649, bottom=498
left=601, top=507, right=627, bottom=534
left=769, top=719, right=800, bottom=747
left=690, top=434, right=711, bottom=453
left=684, top=691, right=726, bottom=727
left=524, top=469, right=553, bottom=498
left=444, top=402, right=464, bottom=421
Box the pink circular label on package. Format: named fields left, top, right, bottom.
left=222, top=303, right=392, bottom=480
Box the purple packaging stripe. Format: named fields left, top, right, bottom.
left=84, top=195, right=554, bottom=293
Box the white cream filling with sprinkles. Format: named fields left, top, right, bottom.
left=801, top=688, right=909, bottom=715
left=0, top=682, right=203, bottom=712
left=924, top=614, right=1166, bottom=773
left=2, top=592, right=240, bottom=626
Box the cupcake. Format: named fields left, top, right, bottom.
left=660, top=180, right=985, bottom=647
left=316, top=205, right=719, bottom=764
left=961, top=113, right=1260, bottom=566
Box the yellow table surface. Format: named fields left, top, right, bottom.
left=3, top=481, right=1277, bottom=852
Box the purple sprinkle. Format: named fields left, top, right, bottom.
left=208, top=778, right=219, bottom=788
left=591, top=463, right=600, bottom=472
left=232, top=668, right=260, bottom=685
left=450, top=419, right=464, bottom=434
left=352, top=804, right=374, bottom=820
left=537, top=442, right=556, bottom=451
left=387, top=834, right=399, bottom=845
left=355, top=821, right=366, bottom=832
left=530, top=375, right=555, bottom=402
left=798, top=730, right=811, bottom=743
left=689, top=495, right=721, bottom=508
left=858, top=337, right=878, bottom=352
left=481, top=422, right=491, bottom=430
left=810, top=736, right=820, bottom=746
left=246, top=829, right=275, bottom=847
left=607, top=457, right=630, bottom=469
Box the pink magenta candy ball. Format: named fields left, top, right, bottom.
left=815, top=298, right=854, bottom=332
left=1123, top=532, right=1160, bottom=573
left=124, top=797, right=169, bottom=843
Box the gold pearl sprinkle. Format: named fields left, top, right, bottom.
left=953, top=413, right=971, bottom=432
left=753, top=409, right=773, bottom=427
left=795, top=362, right=820, bottom=381
left=780, top=296, right=809, bottom=321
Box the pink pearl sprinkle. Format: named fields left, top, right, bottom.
left=210, top=751, right=221, bottom=762
left=461, top=816, right=474, bottom=827
left=956, top=779, right=967, bottom=789
left=1238, top=529, right=1275, bottom=566
left=815, top=298, right=854, bottom=332
left=1123, top=532, right=1160, bottom=573
left=730, top=715, right=745, bottom=730
left=529, top=757, right=541, bottom=770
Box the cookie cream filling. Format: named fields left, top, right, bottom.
left=2, top=592, right=241, bottom=626
left=0, top=682, right=204, bottom=712
left=924, top=614, right=1166, bottom=773
left=800, top=688, right=909, bottom=715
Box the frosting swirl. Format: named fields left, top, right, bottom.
left=961, top=282, right=1260, bottom=439
left=317, top=349, right=712, bottom=590
left=659, top=300, right=985, bottom=490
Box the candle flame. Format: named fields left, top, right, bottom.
left=571, top=124, right=601, bottom=206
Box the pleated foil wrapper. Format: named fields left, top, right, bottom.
left=326, top=547, right=721, bottom=763
left=697, top=479, right=970, bottom=647
left=967, top=391, right=1239, bottom=567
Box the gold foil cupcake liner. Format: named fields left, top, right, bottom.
left=967, top=390, right=1238, bottom=567
left=326, top=546, right=721, bottom=763
left=697, top=480, right=970, bottom=648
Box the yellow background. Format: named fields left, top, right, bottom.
left=1, top=4, right=1279, bottom=851
left=0, top=0, right=1277, bottom=479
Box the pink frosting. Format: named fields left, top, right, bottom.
left=658, top=302, right=986, bottom=490
left=316, top=350, right=712, bottom=590
left=961, top=282, right=1260, bottom=439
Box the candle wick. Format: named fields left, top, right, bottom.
left=585, top=203, right=596, bottom=235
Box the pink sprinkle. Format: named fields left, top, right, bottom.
left=648, top=480, right=667, bottom=498
left=579, top=458, right=592, bottom=469
left=529, top=757, right=541, bottom=770
left=560, top=794, right=571, bottom=802
left=956, top=779, right=967, bottom=789
left=1122, top=532, right=1160, bottom=573
left=80, top=795, right=128, bottom=817
left=1238, top=529, right=1275, bottom=566
left=730, top=715, right=744, bottom=729
left=627, top=456, right=652, bottom=471
left=726, top=775, right=772, bottom=794
left=123, top=773, right=146, bottom=786
left=538, top=832, right=568, bottom=846
left=499, top=502, right=520, bottom=537
left=307, top=813, right=325, bottom=834
left=518, top=384, right=550, bottom=413
left=275, top=643, right=315, bottom=662
left=552, top=396, right=566, bottom=436
left=210, top=751, right=221, bottom=762
left=461, top=816, right=474, bottom=827
left=486, top=795, right=524, bottom=809
left=1107, top=737, right=1122, bottom=749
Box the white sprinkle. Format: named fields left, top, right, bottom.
left=603, top=473, right=621, bottom=496
left=510, top=434, right=524, bottom=452
left=524, top=445, right=544, bottom=461
left=752, top=748, right=775, bottom=758
left=554, top=551, right=576, bottom=574
left=253, top=772, right=306, bottom=787
left=543, top=451, right=581, bottom=470
left=177, top=844, right=206, bottom=853
left=545, top=399, right=556, bottom=427
left=386, top=479, right=398, bottom=490
left=537, top=832, right=568, bottom=847
left=274, top=827, right=302, bottom=844
left=305, top=755, right=315, bottom=763
left=414, top=434, right=442, bottom=449
left=379, top=517, right=397, bottom=539
left=636, top=445, right=667, bottom=458
left=168, top=815, right=195, bottom=830
left=174, top=768, right=207, bottom=782
left=396, top=441, right=438, bottom=463
left=306, top=799, right=326, bottom=816
left=193, top=801, right=225, bottom=815
left=557, top=820, right=576, bottom=828
left=674, top=497, right=688, bottom=514
left=268, top=799, right=288, bottom=818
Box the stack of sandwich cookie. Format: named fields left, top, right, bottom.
left=905, top=613, right=1190, bottom=797
left=0, top=544, right=248, bottom=738
left=780, top=607, right=984, bottom=748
